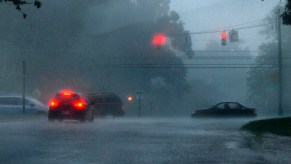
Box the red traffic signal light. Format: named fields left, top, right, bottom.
left=221, top=31, right=227, bottom=46
left=221, top=31, right=227, bottom=39
left=151, top=33, right=167, bottom=47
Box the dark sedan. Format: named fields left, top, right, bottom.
left=191, top=102, right=257, bottom=118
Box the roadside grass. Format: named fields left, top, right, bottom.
left=241, top=117, right=291, bottom=136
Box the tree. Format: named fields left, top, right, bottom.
left=282, top=0, right=291, bottom=25
left=0, top=0, right=192, bottom=111
left=247, top=6, right=291, bottom=114
left=74, top=1, right=192, bottom=112
left=246, top=43, right=278, bottom=114
left=0, top=0, right=42, bottom=18
left=0, top=0, right=100, bottom=97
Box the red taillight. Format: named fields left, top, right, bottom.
left=73, top=100, right=86, bottom=110
left=63, top=92, right=72, bottom=96
left=49, top=99, right=59, bottom=108
left=61, top=90, right=73, bottom=97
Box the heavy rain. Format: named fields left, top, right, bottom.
left=0, top=0, right=291, bottom=163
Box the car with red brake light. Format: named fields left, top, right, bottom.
left=48, top=90, right=94, bottom=122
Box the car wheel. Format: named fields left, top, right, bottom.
left=86, top=114, right=94, bottom=122
left=86, top=110, right=94, bottom=122
left=96, top=111, right=106, bottom=117
left=48, top=114, right=56, bottom=122
left=88, top=113, right=94, bottom=122
left=88, top=117, right=94, bottom=122
left=113, top=110, right=124, bottom=117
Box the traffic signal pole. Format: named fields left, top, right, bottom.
left=22, top=60, right=26, bottom=114
left=137, top=91, right=142, bottom=117
left=277, top=9, right=283, bottom=116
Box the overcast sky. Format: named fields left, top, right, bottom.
left=169, top=0, right=281, bottom=103
left=170, top=0, right=279, bottom=50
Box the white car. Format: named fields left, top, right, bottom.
left=0, top=96, right=47, bottom=115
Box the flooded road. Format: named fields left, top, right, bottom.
left=0, top=117, right=290, bottom=163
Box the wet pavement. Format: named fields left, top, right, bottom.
left=0, top=117, right=290, bottom=163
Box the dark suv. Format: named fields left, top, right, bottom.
left=87, top=93, right=125, bottom=117
left=48, top=90, right=94, bottom=122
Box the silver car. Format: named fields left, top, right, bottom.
left=0, top=96, right=47, bottom=115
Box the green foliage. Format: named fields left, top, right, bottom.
left=77, top=1, right=191, bottom=104
left=247, top=5, right=291, bottom=114
left=246, top=43, right=278, bottom=112
left=0, top=0, right=192, bottom=107
left=282, top=0, right=291, bottom=25
left=241, top=117, right=291, bottom=136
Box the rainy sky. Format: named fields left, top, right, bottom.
left=170, top=0, right=279, bottom=50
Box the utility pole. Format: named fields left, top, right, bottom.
left=137, top=91, right=142, bottom=117
left=277, top=9, right=283, bottom=116
left=150, top=101, right=153, bottom=117
left=22, top=60, right=26, bottom=114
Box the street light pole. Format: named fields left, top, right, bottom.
left=150, top=101, right=153, bottom=117
left=277, top=9, right=283, bottom=116
left=137, top=91, right=142, bottom=117
left=22, top=60, right=26, bottom=114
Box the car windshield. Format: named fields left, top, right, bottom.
left=1, top=0, right=291, bottom=163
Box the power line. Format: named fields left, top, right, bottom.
left=148, top=62, right=280, bottom=66
left=89, top=63, right=291, bottom=68
left=221, top=19, right=270, bottom=29
left=193, top=19, right=266, bottom=33
left=0, top=47, right=278, bottom=53
left=1, top=21, right=276, bottom=42
left=173, top=23, right=276, bottom=36
left=3, top=48, right=291, bottom=60
left=90, top=65, right=278, bottom=69
left=189, top=50, right=277, bottom=53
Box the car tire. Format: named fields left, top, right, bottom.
left=48, top=114, right=56, bottom=122
left=86, top=110, right=94, bottom=122
left=88, top=113, right=94, bottom=122
left=88, top=117, right=94, bottom=122
left=79, top=114, right=86, bottom=122
left=86, top=114, right=94, bottom=122
left=113, top=110, right=125, bottom=117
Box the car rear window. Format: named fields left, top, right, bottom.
left=88, top=94, right=122, bottom=104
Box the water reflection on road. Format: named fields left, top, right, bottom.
left=0, top=117, right=290, bottom=163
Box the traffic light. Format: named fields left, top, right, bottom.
left=229, top=30, right=239, bottom=42
left=221, top=31, right=227, bottom=46
left=151, top=33, right=166, bottom=48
